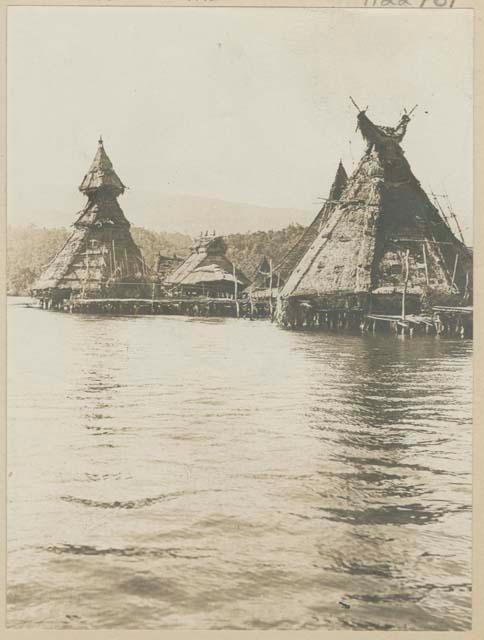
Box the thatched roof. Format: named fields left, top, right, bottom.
left=33, top=227, right=90, bottom=291
left=245, top=255, right=276, bottom=298
left=166, top=234, right=249, bottom=288
left=274, top=161, right=347, bottom=283
left=280, top=109, right=472, bottom=301
left=157, top=254, right=184, bottom=281
left=33, top=139, right=145, bottom=294
left=79, top=138, right=126, bottom=195
left=74, top=197, right=130, bottom=228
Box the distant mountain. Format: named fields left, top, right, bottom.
left=123, top=191, right=314, bottom=236
left=8, top=190, right=314, bottom=237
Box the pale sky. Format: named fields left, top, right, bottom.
left=7, top=7, right=473, bottom=241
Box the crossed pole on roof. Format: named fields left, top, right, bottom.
left=349, top=96, right=418, bottom=118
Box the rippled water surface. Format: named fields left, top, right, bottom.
left=7, top=298, right=472, bottom=630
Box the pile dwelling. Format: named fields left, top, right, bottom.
left=32, top=138, right=152, bottom=312
left=276, top=104, right=473, bottom=336
left=160, top=233, right=250, bottom=317
left=246, top=256, right=279, bottom=317
left=246, top=161, right=349, bottom=319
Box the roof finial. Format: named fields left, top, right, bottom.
left=98, top=135, right=103, bottom=146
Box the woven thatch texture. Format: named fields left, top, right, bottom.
left=33, top=139, right=148, bottom=296
left=166, top=235, right=249, bottom=288
left=74, top=195, right=131, bottom=228
left=280, top=111, right=472, bottom=301
left=79, top=139, right=125, bottom=195
left=33, top=224, right=146, bottom=293
left=33, top=227, right=90, bottom=290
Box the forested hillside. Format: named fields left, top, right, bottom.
left=7, top=223, right=306, bottom=295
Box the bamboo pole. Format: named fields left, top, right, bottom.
left=451, top=252, right=459, bottom=289
left=112, top=239, right=117, bottom=275
left=82, top=240, right=89, bottom=299
left=464, top=271, right=470, bottom=299
left=109, top=245, right=113, bottom=278
left=444, top=194, right=466, bottom=245
left=422, top=243, right=430, bottom=285
left=401, top=249, right=410, bottom=322
left=407, top=104, right=418, bottom=117
left=349, top=96, right=361, bottom=111
left=269, top=258, right=273, bottom=319
left=233, top=263, right=239, bottom=317
left=431, top=191, right=452, bottom=230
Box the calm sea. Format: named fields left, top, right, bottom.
left=7, top=297, right=472, bottom=630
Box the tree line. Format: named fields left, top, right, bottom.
left=7, top=223, right=306, bottom=295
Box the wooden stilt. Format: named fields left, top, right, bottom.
left=269, top=259, right=273, bottom=321
left=401, top=249, right=410, bottom=321
left=422, top=242, right=430, bottom=285
left=451, top=252, right=459, bottom=290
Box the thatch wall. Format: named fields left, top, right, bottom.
left=166, top=235, right=249, bottom=294
left=279, top=111, right=472, bottom=314
left=32, top=139, right=150, bottom=300
left=32, top=223, right=148, bottom=296
left=274, top=161, right=348, bottom=284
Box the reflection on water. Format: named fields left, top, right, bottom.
left=7, top=298, right=472, bottom=630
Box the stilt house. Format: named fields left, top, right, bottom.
left=248, top=161, right=348, bottom=309
left=277, top=107, right=472, bottom=327
left=165, top=233, right=249, bottom=298
left=247, top=255, right=277, bottom=298
left=32, top=138, right=150, bottom=307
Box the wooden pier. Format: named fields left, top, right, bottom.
left=39, top=296, right=253, bottom=318
left=364, top=306, right=472, bottom=338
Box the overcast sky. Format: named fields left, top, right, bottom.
left=7, top=7, right=473, bottom=241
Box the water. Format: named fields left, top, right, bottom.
left=7, top=297, right=472, bottom=630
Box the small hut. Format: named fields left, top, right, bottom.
left=32, top=138, right=150, bottom=308
left=245, top=255, right=279, bottom=317
left=165, top=233, right=249, bottom=299
left=277, top=107, right=472, bottom=330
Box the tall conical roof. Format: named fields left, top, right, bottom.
left=32, top=138, right=147, bottom=296
left=79, top=137, right=126, bottom=195
left=328, top=160, right=348, bottom=201
left=274, top=161, right=348, bottom=284
left=279, top=109, right=471, bottom=303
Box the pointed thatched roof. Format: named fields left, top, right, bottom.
left=166, top=234, right=249, bottom=289
left=280, top=109, right=472, bottom=302
left=250, top=255, right=271, bottom=286
left=79, top=137, right=126, bottom=195
left=274, top=161, right=348, bottom=284
left=245, top=255, right=276, bottom=299
left=33, top=139, right=146, bottom=296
